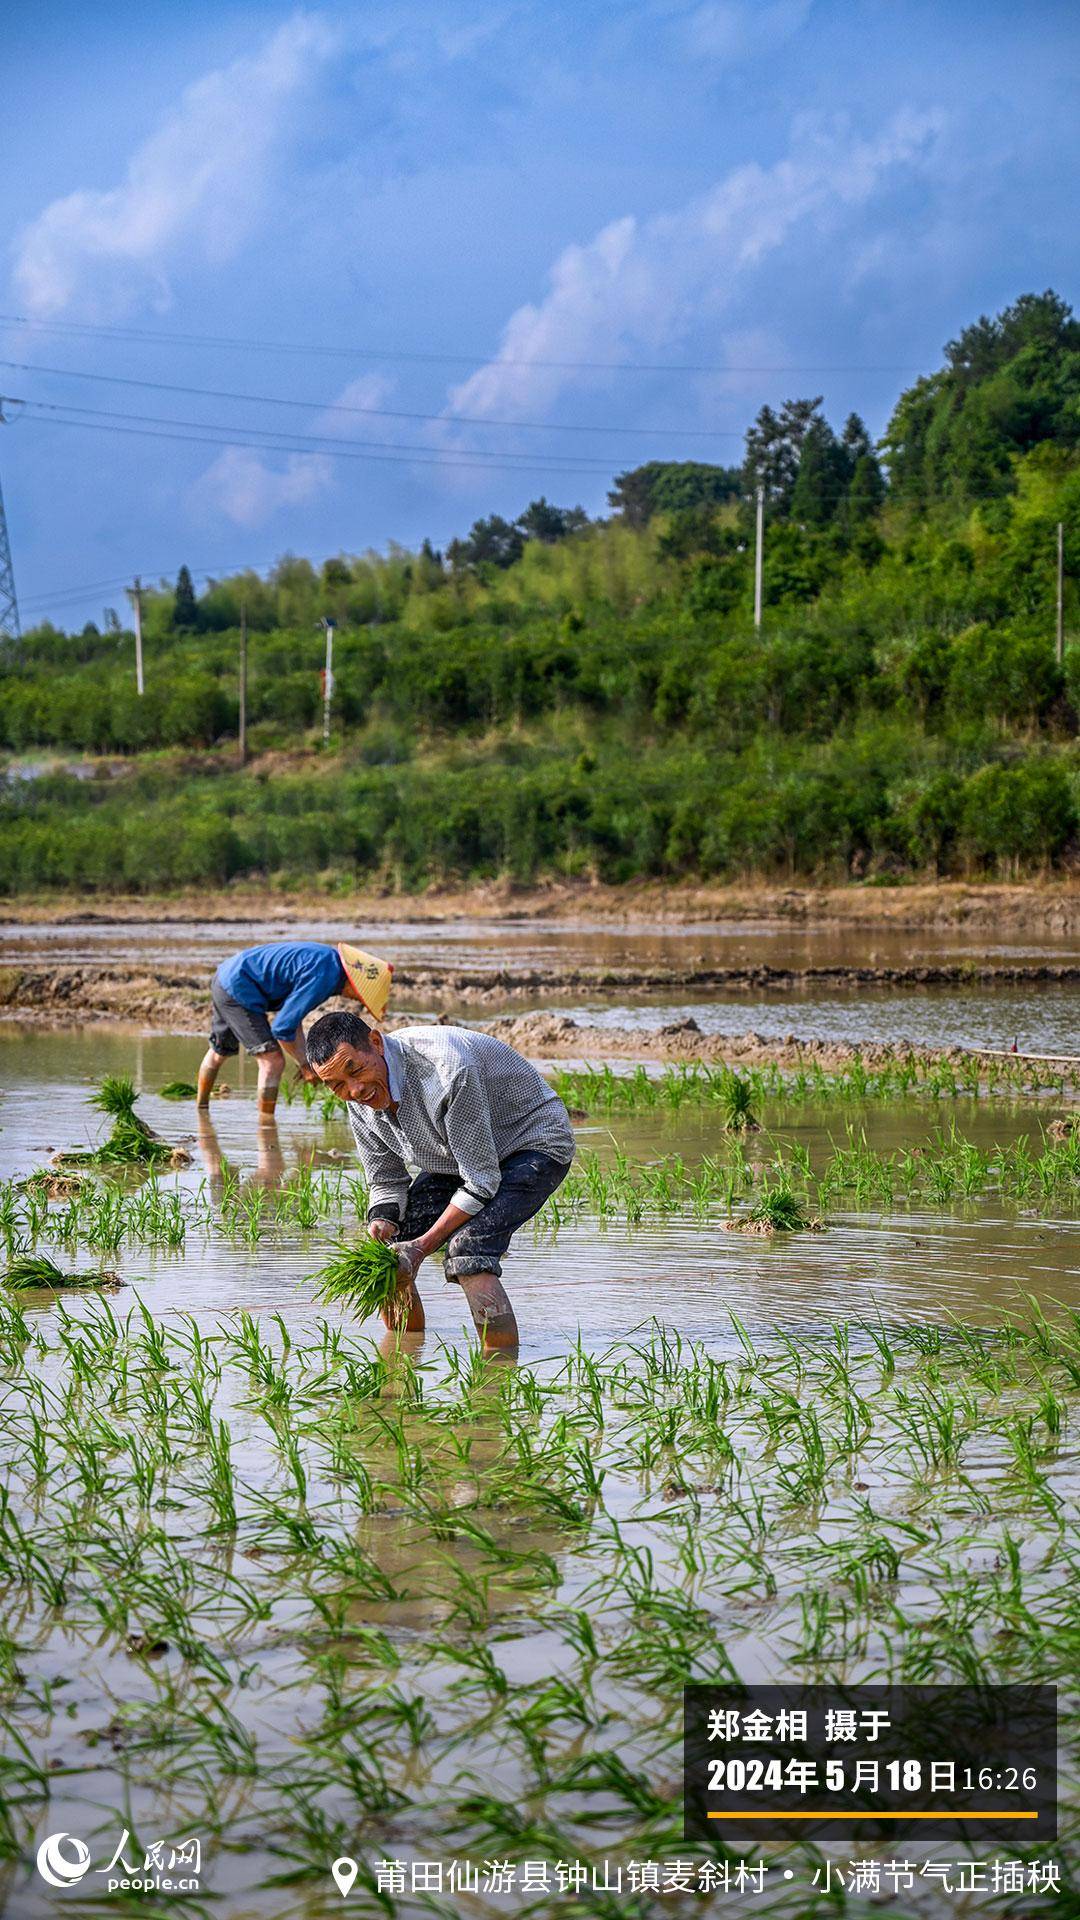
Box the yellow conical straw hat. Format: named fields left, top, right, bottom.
left=337, top=944, right=394, bottom=1023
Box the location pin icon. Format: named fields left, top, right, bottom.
left=331, top=1858, right=358, bottom=1899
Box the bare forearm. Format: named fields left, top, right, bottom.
left=415, top=1202, right=472, bottom=1257
left=278, top=1035, right=310, bottom=1074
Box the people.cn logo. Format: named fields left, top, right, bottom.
left=36, top=1833, right=92, bottom=1888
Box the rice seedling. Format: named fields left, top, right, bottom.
left=552, top=1049, right=1079, bottom=1115
left=312, top=1238, right=405, bottom=1318
left=159, top=1079, right=197, bottom=1100
left=4, top=1253, right=122, bottom=1291
left=719, top=1071, right=760, bottom=1132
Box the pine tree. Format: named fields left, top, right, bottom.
left=840, top=414, right=886, bottom=522
left=847, top=453, right=887, bottom=522
left=173, top=565, right=200, bottom=630
left=743, top=398, right=826, bottom=513
left=790, top=418, right=847, bottom=527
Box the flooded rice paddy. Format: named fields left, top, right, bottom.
left=0, top=1022, right=1078, bottom=1915
left=4, top=912, right=1080, bottom=1056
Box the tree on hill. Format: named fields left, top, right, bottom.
left=742, top=399, right=826, bottom=512
left=173, top=565, right=200, bottom=630
left=516, top=497, right=589, bottom=544
left=790, top=417, right=850, bottom=528
left=446, top=499, right=589, bottom=573
left=607, top=461, right=742, bottom=528
left=841, top=414, right=886, bottom=523
left=446, top=514, right=524, bottom=574
left=881, top=290, right=1080, bottom=509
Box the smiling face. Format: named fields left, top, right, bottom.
left=313, top=1035, right=393, bottom=1109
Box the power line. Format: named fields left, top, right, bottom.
left=0, top=311, right=927, bottom=377
left=14, top=392, right=665, bottom=467
left=0, top=356, right=744, bottom=440
left=18, top=559, right=285, bottom=613
left=9, top=399, right=625, bottom=475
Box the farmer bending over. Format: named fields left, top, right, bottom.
left=197, top=943, right=393, bottom=1121
left=307, top=1013, right=576, bottom=1350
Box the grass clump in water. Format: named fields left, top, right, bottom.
left=159, top=1080, right=197, bottom=1101
left=5, top=1253, right=122, bottom=1291
left=313, top=1238, right=403, bottom=1317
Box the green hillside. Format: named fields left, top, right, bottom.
left=2, top=291, right=1079, bottom=895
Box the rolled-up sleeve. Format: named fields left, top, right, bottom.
left=348, top=1109, right=410, bottom=1220
left=442, top=1066, right=501, bottom=1216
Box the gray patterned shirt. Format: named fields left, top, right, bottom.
left=346, top=1025, right=576, bottom=1219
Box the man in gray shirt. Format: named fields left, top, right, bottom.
left=307, top=1013, right=575, bottom=1350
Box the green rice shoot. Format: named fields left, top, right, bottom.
left=720, top=1072, right=760, bottom=1132
left=313, top=1238, right=404, bottom=1316
left=159, top=1080, right=197, bottom=1100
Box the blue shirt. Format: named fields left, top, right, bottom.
left=216, top=942, right=345, bottom=1042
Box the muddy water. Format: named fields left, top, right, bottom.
left=549, top=981, right=1080, bottom=1054
left=2, top=1023, right=1078, bottom=1350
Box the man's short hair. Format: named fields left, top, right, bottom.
left=307, top=1009, right=376, bottom=1065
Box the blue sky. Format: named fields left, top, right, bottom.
left=2, top=0, right=1077, bottom=630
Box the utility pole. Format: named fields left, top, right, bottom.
left=753, top=483, right=764, bottom=631
left=238, top=600, right=248, bottom=764
left=0, top=401, right=21, bottom=642
left=320, top=616, right=336, bottom=748
left=1056, top=522, right=1065, bottom=666
left=127, top=576, right=144, bottom=695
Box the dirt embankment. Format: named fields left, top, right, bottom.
left=0, top=963, right=1076, bottom=1074
left=2, top=956, right=1080, bottom=1033
left=479, top=1013, right=975, bottom=1070
left=0, top=966, right=1020, bottom=1071
left=3, top=878, right=1076, bottom=1062
left=7, top=877, right=1080, bottom=932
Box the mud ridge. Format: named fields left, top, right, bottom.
left=0, top=964, right=1073, bottom=1073
left=1, top=957, right=1078, bottom=1029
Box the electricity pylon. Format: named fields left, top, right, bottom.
left=0, top=400, right=20, bottom=641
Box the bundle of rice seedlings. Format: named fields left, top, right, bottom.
left=95, top=1121, right=177, bottom=1168
left=5, top=1254, right=122, bottom=1291
left=57, top=1075, right=186, bottom=1169
left=20, top=1169, right=89, bottom=1200
left=726, top=1185, right=816, bottom=1235
left=313, top=1239, right=404, bottom=1317
left=91, top=1075, right=144, bottom=1123
left=159, top=1080, right=197, bottom=1101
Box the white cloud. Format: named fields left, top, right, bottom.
left=443, top=110, right=942, bottom=429
left=12, top=13, right=336, bottom=318
left=315, top=372, right=397, bottom=433
left=191, top=373, right=399, bottom=528
left=679, top=0, right=813, bottom=63
left=197, top=447, right=333, bottom=529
